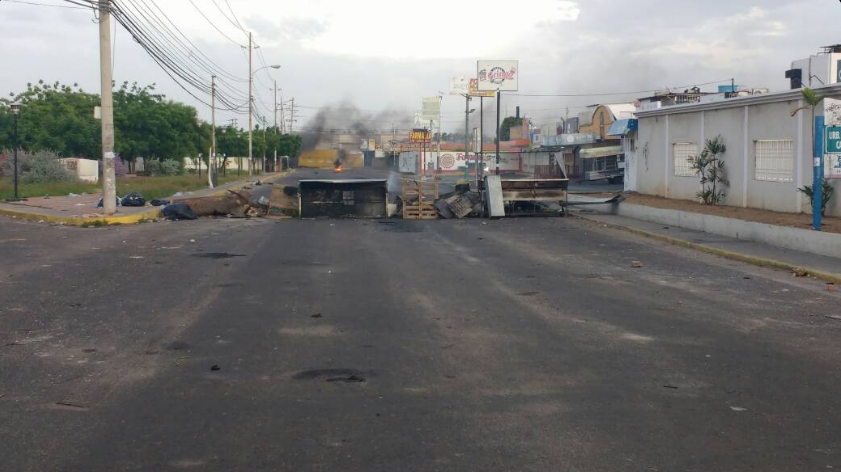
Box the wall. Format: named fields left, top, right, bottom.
left=633, top=87, right=841, bottom=217
left=58, top=158, right=99, bottom=182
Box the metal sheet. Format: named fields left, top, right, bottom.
left=484, top=176, right=505, bottom=218
left=299, top=180, right=388, bottom=219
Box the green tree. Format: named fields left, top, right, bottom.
left=500, top=116, right=523, bottom=141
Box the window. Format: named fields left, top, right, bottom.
left=755, top=139, right=794, bottom=182
left=673, top=142, right=697, bottom=177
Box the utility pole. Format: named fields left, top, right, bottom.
left=496, top=90, right=501, bottom=175
left=464, top=93, right=471, bottom=180
left=478, top=96, right=484, bottom=189
left=437, top=94, right=442, bottom=173
left=289, top=98, right=295, bottom=133
left=209, top=75, right=216, bottom=188
left=99, top=0, right=117, bottom=215
left=247, top=31, right=253, bottom=177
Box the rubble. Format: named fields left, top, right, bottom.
left=173, top=189, right=255, bottom=218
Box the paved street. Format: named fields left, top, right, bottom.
left=1, top=215, right=840, bottom=470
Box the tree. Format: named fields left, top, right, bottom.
left=689, top=135, right=729, bottom=205
left=500, top=116, right=523, bottom=141
left=791, top=87, right=835, bottom=218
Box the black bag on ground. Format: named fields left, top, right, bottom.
left=161, top=203, right=197, bottom=220
left=150, top=199, right=170, bottom=206
left=121, top=192, right=146, bottom=207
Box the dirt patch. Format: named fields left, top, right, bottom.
left=624, top=193, right=841, bottom=235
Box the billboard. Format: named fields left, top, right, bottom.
left=409, top=129, right=431, bottom=143
left=421, top=97, right=440, bottom=121
left=469, top=78, right=495, bottom=98
left=477, top=60, right=518, bottom=91
left=449, top=76, right=469, bottom=95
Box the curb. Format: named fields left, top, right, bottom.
left=0, top=206, right=160, bottom=227
left=573, top=212, right=841, bottom=285
left=0, top=171, right=293, bottom=227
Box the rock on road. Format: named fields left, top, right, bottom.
left=0, top=215, right=839, bottom=470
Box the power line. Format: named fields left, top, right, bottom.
left=4, top=0, right=90, bottom=8
left=186, top=0, right=245, bottom=47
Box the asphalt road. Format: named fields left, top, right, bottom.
left=1, top=213, right=840, bottom=470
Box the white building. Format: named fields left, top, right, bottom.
left=632, top=83, right=841, bottom=217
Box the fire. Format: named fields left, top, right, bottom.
left=335, top=165, right=342, bottom=173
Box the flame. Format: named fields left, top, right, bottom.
left=335, top=165, right=342, bottom=173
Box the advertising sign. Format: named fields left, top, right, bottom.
left=409, top=129, right=431, bottom=143
left=826, top=154, right=841, bottom=179
left=469, top=78, right=495, bottom=98
left=477, top=60, right=518, bottom=91
left=449, top=76, right=469, bottom=95
left=421, top=97, right=440, bottom=121
left=825, top=98, right=841, bottom=126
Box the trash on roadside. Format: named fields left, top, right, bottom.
left=96, top=196, right=121, bottom=208
left=210, top=364, right=221, bottom=371
left=631, top=260, right=644, bottom=268
left=68, top=193, right=79, bottom=197
left=173, top=192, right=184, bottom=197
left=161, top=202, right=197, bottom=221
left=792, top=267, right=808, bottom=277
left=824, top=315, right=841, bottom=321
left=150, top=199, right=170, bottom=207
left=829, top=283, right=836, bottom=292
left=120, top=192, right=146, bottom=207
left=174, top=189, right=254, bottom=218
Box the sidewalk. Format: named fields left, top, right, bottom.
left=574, top=210, right=841, bottom=284
left=0, top=171, right=287, bottom=226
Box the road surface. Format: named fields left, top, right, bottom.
left=1, top=214, right=839, bottom=470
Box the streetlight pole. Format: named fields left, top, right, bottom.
left=247, top=32, right=253, bottom=177
left=210, top=75, right=216, bottom=188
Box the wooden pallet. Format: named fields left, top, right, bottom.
left=402, top=178, right=439, bottom=220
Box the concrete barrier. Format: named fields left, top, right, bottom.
left=615, top=203, right=841, bottom=258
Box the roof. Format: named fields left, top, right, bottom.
left=604, top=103, right=636, bottom=120
left=579, top=145, right=623, bottom=159
left=635, top=83, right=841, bottom=118
left=608, top=118, right=638, bottom=136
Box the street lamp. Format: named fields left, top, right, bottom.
left=8, top=103, right=23, bottom=202
left=248, top=64, right=280, bottom=177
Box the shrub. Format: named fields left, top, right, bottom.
left=0, top=149, right=77, bottom=184
left=144, top=158, right=183, bottom=176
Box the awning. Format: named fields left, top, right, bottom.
left=608, top=118, right=638, bottom=136
left=579, top=145, right=623, bottom=159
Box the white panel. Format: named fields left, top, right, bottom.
left=755, top=139, right=794, bottom=182
left=673, top=142, right=697, bottom=177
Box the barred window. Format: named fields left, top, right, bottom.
left=673, top=142, right=697, bottom=177
left=755, top=140, right=794, bottom=182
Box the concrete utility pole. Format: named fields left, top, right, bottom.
left=210, top=75, right=216, bottom=188
left=496, top=90, right=501, bottom=175
left=99, top=0, right=117, bottom=215
left=247, top=31, right=253, bottom=177
left=273, top=80, right=278, bottom=130
left=289, top=98, right=295, bottom=133
left=478, top=96, right=484, bottom=189
left=464, top=93, right=471, bottom=180
left=437, top=94, right=442, bottom=173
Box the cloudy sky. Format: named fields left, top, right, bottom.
left=0, top=0, right=837, bottom=133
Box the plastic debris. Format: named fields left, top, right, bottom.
left=161, top=203, right=197, bottom=221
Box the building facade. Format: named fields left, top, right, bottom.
left=632, top=84, right=841, bottom=217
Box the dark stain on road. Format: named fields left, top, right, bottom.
left=292, top=368, right=369, bottom=382
left=192, top=252, right=246, bottom=259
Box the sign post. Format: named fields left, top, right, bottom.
left=478, top=60, right=518, bottom=176
left=814, top=116, right=825, bottom=230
